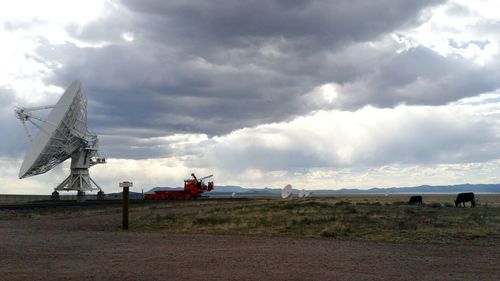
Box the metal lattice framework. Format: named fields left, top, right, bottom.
left=16, top=81, right=105, bottom=193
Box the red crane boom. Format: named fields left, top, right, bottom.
left=145, top=173, right=214, bottom=200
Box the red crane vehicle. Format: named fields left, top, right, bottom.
left=145, top=173, right=214, bottom=200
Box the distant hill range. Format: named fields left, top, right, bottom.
left=147, top=183, right=500, bottom=195
left=319, top=183, right=500, bottom=194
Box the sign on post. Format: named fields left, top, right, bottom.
left=119, top=181, right=133, bottom=188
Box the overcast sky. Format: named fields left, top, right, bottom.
left=1, top=0, right=500, bottom=194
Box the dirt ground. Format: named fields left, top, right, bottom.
left=1, top=206, right=499, bottom=281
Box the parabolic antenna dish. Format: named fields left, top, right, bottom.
left=19, top=81, right=87, bottom=178
left=298, top=189, right=311, bottom=198
left=15, top=80, right=106, bottom=197
left=231, top=192, right=236, bottom=198
left=281, top=184, right=293, bottom=199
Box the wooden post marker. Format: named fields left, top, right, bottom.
left=119, top=181, right=133, bottom=230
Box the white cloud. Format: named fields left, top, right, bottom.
left=405, top=0, right=500, bottom=65
left=0, top=0, right=116, bottom=110
left=207, top=101, right=500, bottom=168
left=0, top=0, right=106, bottom=25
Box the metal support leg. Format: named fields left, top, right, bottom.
left=51, top=191, right=59, bottom=200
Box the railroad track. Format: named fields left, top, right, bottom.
left=0, top=197, right=249, bottom=210
left=0, top=199, right=157, bottom=210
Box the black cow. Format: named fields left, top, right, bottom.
left=455, top=192, right=475, bottom=208
left=408, top=195, right=423, bottom=205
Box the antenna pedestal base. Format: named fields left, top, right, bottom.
left=55, top=168, right=92, bottom=190
left=55, top=167, right=102, bottom=199
left=51, top=191, right=59, bottom=200
left=77, top=190, right=86, bottom=202
left=97, top=190, right=105, bottom=200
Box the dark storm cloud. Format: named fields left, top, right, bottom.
left=123, top=0, right=441, bottom=47
left=41, top=41, right=320, bottom=138
left=45, top=1, right=439, bottom=134
left=332, top=46, right=500, bottom=109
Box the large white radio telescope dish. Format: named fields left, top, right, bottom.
left=298, top=189, right=311, bottom=198
left=15, top=80, right=106, bottom=198
left=281, top=184, right=293, bottom=199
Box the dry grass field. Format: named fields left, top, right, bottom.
left=131, top=194, right=500, bottom=245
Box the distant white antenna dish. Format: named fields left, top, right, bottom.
left=298, top=189, right=311, bottom=198
left=281, top=184, right=293, bottom=199
left=231, top=192, right=236, bottom=198
left=15, top=80, right=106, bottom=200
